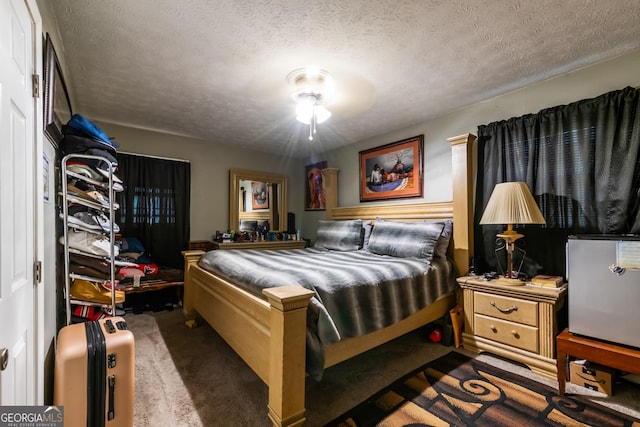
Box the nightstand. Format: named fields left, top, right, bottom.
left=457, top=275, right=567, bottom=380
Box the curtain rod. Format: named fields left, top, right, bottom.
left=118, top=151, right=190, bottom=163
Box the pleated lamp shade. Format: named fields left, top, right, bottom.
left=479, top=182, right=545, bottom=225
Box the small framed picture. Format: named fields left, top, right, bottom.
left=359, top=135, right=424, bottom=202
left=251, top=181, right=269, bottom=210
left=305, top=161, right=328, bottom=211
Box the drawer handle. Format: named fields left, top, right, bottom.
left=490, top=301, right=517, bottom=314
left=511, top=330, right=520, bottom=339
left=490, top=325, right=497, bottom=333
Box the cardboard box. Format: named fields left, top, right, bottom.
left=569, top=360, right=615, bottom=395
left=531, top=274, right=563, bottom=287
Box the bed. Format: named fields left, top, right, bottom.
left=182, top=133, right=476, bottom=427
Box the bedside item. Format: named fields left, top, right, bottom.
left=556, top=329, right=640, bottom=396
left=457, top=275, right=567, bottom=379
left=569, top=360, right=614, bottom=395
left=479, top=182, right=546, bottom=285
left=531, top=274, right=563, bottom=288
left=449, top=304, right=464, bottom=348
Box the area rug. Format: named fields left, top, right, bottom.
left=327, top=351, right=640, bottom=426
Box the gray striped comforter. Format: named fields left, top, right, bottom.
left=198, top=248, right=457, bottom=379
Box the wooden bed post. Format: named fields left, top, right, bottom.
left=182, top=250, right=204, bottom=326
left=262, top=285, right=315, bottom=427
left=323, top=168, right=339, bottom=220
left=448, top=133, right=476, bottom=277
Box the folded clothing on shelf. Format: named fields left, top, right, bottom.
left=60, top=128, right=120, bottom=177
left=61, top=230, right=119, bottom=257
left=71, top=304, right=110, bottom=322
left=67, top=180, right=118, bottom=209
left=66, top=162, right=123, bottom=191
left=135, top=263, right=159, bottom=275
left=69, top=262, right=124, bottom=281
left=69, top=252, right=112, bottom=274
left=65, top=205, right=120, bottom=233
left=69, top=278, right=125, bottom=304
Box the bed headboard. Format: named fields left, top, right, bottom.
left=323, top=133, right=476, bottom=277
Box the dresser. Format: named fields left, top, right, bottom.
left=210, top=240, right=306, bottom=250
left=457, top=276, right=567, bottom=379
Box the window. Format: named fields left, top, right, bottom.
left=116, top=153, right=190, bottom=268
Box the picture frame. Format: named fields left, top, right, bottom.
left=251, top=181, right=269, bottom=210
left=359, top=135, right=424, bottom=202
left=43, top=33, right=73, bottom=146
left=305, top=161, right=328, bottom=211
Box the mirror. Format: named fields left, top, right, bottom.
left=43, top=33, right=73, bottom=146
left=229, top=169, right=288, bottom=232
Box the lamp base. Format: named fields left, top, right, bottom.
left=493, top=276, right=526, bottom=286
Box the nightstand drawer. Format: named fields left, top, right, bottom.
left=474, top=292, right=538, bottom=327
left=474, top=313, right=539, bottom=353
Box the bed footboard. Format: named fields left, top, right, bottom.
left=182, top=250, right=314, bottom=427
left=263, top=286, right=315, bottom=427
left=182, top=250, right=203, bottom=325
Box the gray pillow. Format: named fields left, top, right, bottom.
left=367, top=218, right=444, bottom=260
left=361, top=220, right=373, bottom=248
left=432, top=219, right=453, bottom=258
left=314, top=220, right=363, bottom=251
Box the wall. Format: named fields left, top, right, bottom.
left=38, top=0, right=640, bottom=247
left=94, top=122, right=303, bottom=241
left=302, top=48, right=640, bottom=241
left=37, top=0, right=65, bottom=403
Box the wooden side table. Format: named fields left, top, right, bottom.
left=457, top=276, right=567, bottom=380
left=556, top=329, right=640, bottom=395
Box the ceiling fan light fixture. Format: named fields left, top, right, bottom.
left=295, top=101, right=331, bottom=125
left=287, top=67, right=334, bottom=141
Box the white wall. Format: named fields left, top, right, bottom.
left=37, top=0, right=66, bottom=403
left=301, top=48, right=640, bottom=241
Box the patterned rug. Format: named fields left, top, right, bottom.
left=327, top=351, right=640, bottom=427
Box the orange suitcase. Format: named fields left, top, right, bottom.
left=54, top=317, right=135, bottom=427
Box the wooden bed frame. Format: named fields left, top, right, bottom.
left=182, top=134, right=476, bottom=426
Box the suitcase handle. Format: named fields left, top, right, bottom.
left=108, top=375, right=115, bottom=420
left=105, top=319, right=116, bottom=334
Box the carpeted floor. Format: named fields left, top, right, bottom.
left=327, top=351, right=640, bottom=426
left=125, top=309, right=640, bottom=426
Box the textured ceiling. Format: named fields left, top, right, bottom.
left=48, top=0, right=640, bottom=157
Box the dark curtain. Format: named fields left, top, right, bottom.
left=474, top=86, right=640, bottom=278
left=116, top=153, right=191, bottom=269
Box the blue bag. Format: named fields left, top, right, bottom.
left=68, top=114, right=119, bottom=149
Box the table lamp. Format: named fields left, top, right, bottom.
left=479, top=182, right=545, bottom=285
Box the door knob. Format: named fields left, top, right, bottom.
left=0, top=348, right=8, bottom=371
